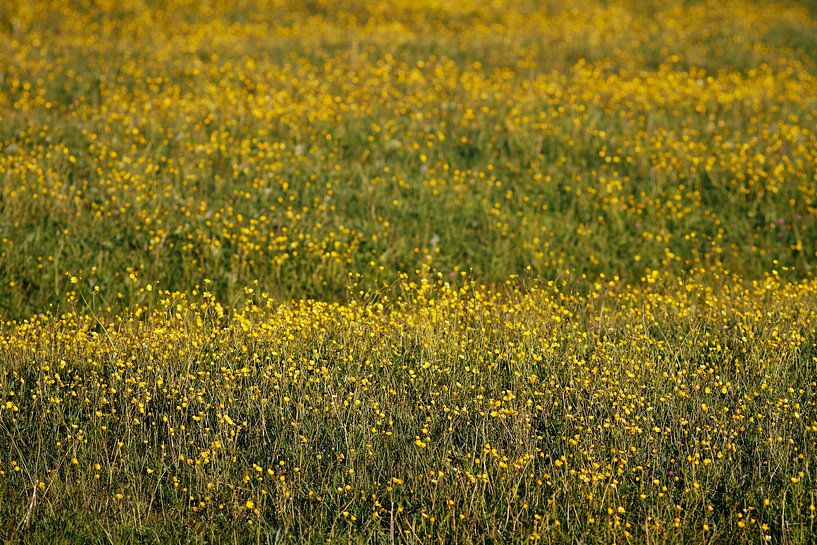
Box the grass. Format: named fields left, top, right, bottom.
left=1, top=0, right=816, bottom=543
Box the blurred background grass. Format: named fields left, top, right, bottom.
left=0, top=0, right=816, bottom=319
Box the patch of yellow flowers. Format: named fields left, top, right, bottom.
left=1, top=271, right=816, bottom=541
left=1, top=0, right=817, bottom=542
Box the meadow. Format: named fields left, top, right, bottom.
left=0, top=0, right=816, bottom=543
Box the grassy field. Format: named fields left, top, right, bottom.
left=1, top=0, right=816, bottom=543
